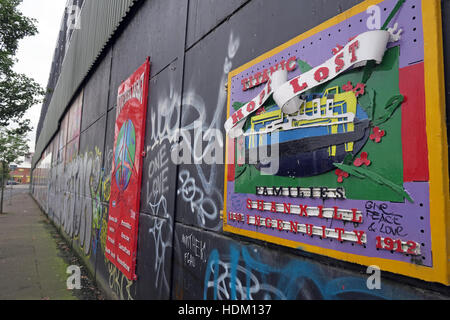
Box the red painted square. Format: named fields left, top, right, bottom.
left=399, top=63, right=429, bottom=182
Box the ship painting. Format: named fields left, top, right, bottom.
left=239, top=86, right=370, bottom=177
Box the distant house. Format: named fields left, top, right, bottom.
left=10, top=167, right=31, bottom=184
left=10, top=153, right=33, bottom=184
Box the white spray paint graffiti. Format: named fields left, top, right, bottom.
left=138, top=32, right=241, bottom=296
left=146, top=142, right=170, bottom=217
left=177, top=169, right=223, bottom=229
left=145, top=31, right=239, bottom=231
left=147, top=215, right=173, bottom=297
left=177, top=32, right=240, bottom=230
left=148, top=79, right=183, bottom=151
left=46, top=149, right=103, bottom=256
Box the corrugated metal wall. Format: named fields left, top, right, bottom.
left=33, top=0, right=137, bottom=169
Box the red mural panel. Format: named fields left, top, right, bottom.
left=399, top=63, right=429, bottom=182
left=105, top=59, right=150, bottom=280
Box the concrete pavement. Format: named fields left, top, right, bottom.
left=0, top=188, right=77, bottom=300
left=1, top=184, right=30, bottom=202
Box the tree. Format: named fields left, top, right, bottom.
left=0, top=0, right=44, bottom=133
left=0, top=128, right=29, bottom=213
left=0, top=0, right=44, bottom=211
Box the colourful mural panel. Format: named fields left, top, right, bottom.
left=223, top=0, right=450, bottom=284
left=105, top=59, right=150, bottom=280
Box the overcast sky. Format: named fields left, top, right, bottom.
left=14, top=0, right=68, bottom=153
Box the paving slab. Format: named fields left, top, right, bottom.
left=0, top=189, right=77, bottom=300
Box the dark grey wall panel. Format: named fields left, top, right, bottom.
left=140, top=60, right=181, bottom=219
left=173, top=223, right=447, bottom=300
left=175, top=24, right=240, bottom=232
left=186, top=0, right=249, bottom=48
left=202, top=0, right=364, bottom=70
left=81, top=49, right=112, bottom=132
left=108, top=0, right=188, bottom=112
left=134, top=213, right=173, bottom=299
left=78, top=115, right=107, bottom=198
left=79, top=116, right=107, bottom=154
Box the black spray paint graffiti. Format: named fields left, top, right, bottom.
left=365, top=201, right=407, bottom=237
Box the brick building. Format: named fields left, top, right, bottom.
left=10, top=167, right=31, bottom=184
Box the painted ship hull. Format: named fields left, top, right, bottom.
left=240, top=87, right=370, bottom=177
